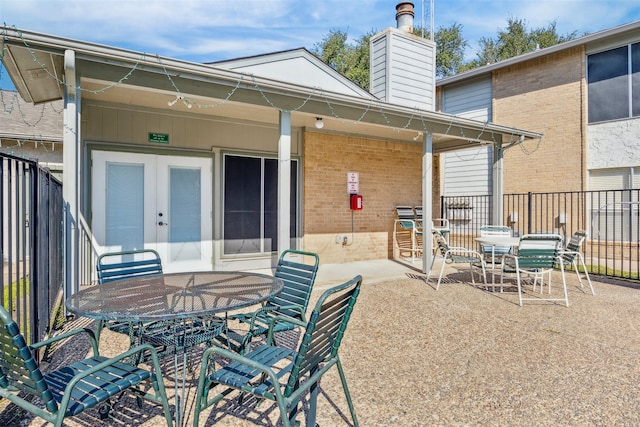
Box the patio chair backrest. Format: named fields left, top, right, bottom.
left=479, top=225, right=512, bottom=256
left=396, top=206, right=417, bottom=229
left=432, top=230, right=450, bottom=258
left=561, top=230, right=587, bottom=264
left=0, top=305, right=58, bottom=413
left=97, top=249, right=163, bottom=284
left=284, top=275, right=362, bottom=397
left=270, top=249, right=320, bottom=319
left=516, top=234, right=563, bottom=269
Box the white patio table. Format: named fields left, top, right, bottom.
left=475, top=236, right=521, bottom=289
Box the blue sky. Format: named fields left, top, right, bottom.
left=2, top=0, right=640, bottom=90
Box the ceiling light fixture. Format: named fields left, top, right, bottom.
left=315, top=117, right=324, bottom=129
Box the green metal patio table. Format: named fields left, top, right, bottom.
left=66, top=271, right=283, bottom=426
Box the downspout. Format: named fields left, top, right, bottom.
left=63, top=50, right=79, bottom=298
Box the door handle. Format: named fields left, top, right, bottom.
left=158, top=221, right=168, bottom=226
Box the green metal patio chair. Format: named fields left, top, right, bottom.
left=95, top=249, right=164, bottom=343
left=219, top=249, right=320, bottom=354
left=193, top=275, right=362, bottom=427
left=500, top=234, right=568, bottom=307
left=427, top=230, right=487, bottom=290
left=560, top=230, right=595, bottom=295
left=0, top=304, right=173, bottom=427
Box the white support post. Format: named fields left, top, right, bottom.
left=63, top=49, right=80, bottom=296
left=277, top=110, right=291, bottom=256
left=422, top=131, right=433, bottom=273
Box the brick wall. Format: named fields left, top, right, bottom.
left=303, top=131, right=423, bottom=263
left=493, top=46, right=586, bottom=193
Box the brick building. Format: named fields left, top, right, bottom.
left=437, top=21, right=640, bottom=199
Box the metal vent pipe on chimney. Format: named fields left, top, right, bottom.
left=395, top=2, right=415, bottom=33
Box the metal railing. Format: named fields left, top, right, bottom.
left=442, top=190, right=640, bottom=280
left=1, top=153, right=64, bottom=344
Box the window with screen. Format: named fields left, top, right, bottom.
left=588, top=43, right=640, bottom=123
left=223, top=154, right=298, bottom=255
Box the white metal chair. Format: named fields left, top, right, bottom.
left=414, top=205, right=450, bottom=243
left=560, top=230, right=595, bottom=295
left=427, top=231, right=487, bottom=290
left=394, top=206, right=422, bottom=261
left=501, top=234, right=568, bottom=307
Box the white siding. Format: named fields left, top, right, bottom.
left=370, top=28, right=436, bottom=111
left=442, top=78, right=492, bottom=120
left=441, top=77, right=493, bottom=196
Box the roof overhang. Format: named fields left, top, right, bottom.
left=1, top=27, right=542, bottom=152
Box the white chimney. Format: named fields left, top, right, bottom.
left=369, top=2, right=436, bottom=111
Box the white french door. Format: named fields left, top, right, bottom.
left=92, top=151, right=213, bottom=273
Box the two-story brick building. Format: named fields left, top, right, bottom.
left=437, top=20, right=640, bottom=202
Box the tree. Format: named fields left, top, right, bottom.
left=432, top=23, right=468, bottom=78
left=312, top=29, right=375, bottom=90
left=472, top=17, right=578, bottom=66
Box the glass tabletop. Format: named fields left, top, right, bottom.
left=66, top=271, right=283, bottom=322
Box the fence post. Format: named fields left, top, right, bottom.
left=527, top=192, right=533, bottom=235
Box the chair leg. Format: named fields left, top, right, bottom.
left=516, top=270, right=523, bottom=306
left=336, top=358, right=359, bottom=427
left=576, top=254, right=595, bottom=295
left=558, top=260, right=569, bottom=307
left=436, top=259, right=447, bottom=291
left=426, top=252, right=438, bottom=284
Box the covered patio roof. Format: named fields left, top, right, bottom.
left=1, top=27, right=542, bottom=152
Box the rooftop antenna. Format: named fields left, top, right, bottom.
left=430, top=0, right=434, bottom=41
left=421, top=0, right=425, bottom=38
left=421, top=0, right=435, bottom=40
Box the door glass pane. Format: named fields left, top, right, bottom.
left=106, top=163, right=144, bottom=250
left=224, top=155, right=261, bottom=254
left=169, top=167, right=201, bottom=261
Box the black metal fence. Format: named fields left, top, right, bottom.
left=442, top=190, right=640, bottom=280
left=0, top=153, right=64, bottom=344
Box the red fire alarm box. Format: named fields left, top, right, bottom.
left=350, top=194, right=363, bottom=210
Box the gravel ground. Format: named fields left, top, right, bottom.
left=1, top=267, right=639, bottom=426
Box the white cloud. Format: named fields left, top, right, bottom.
left=1, top=0, right=639, bottom=63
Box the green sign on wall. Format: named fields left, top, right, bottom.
left=148, top=132, right=169, bottom=144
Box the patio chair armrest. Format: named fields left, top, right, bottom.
left=266, top=315, right=306, bottom=344
left=30, top=327, right=100, bottom=357
left=445, top=248, right=484, bottom=259
left=500, top=253, right=519, bottom=270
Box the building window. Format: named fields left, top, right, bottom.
left=589, top=168, right=639, bottom=242
left=587, top=43, right=640, bottom=123
left=223, top=154, right=298, bottom=255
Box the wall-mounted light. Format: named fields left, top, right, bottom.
left=509, top=212, right=518, bottom=224
left=315, top=117, right=324, bottom=129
